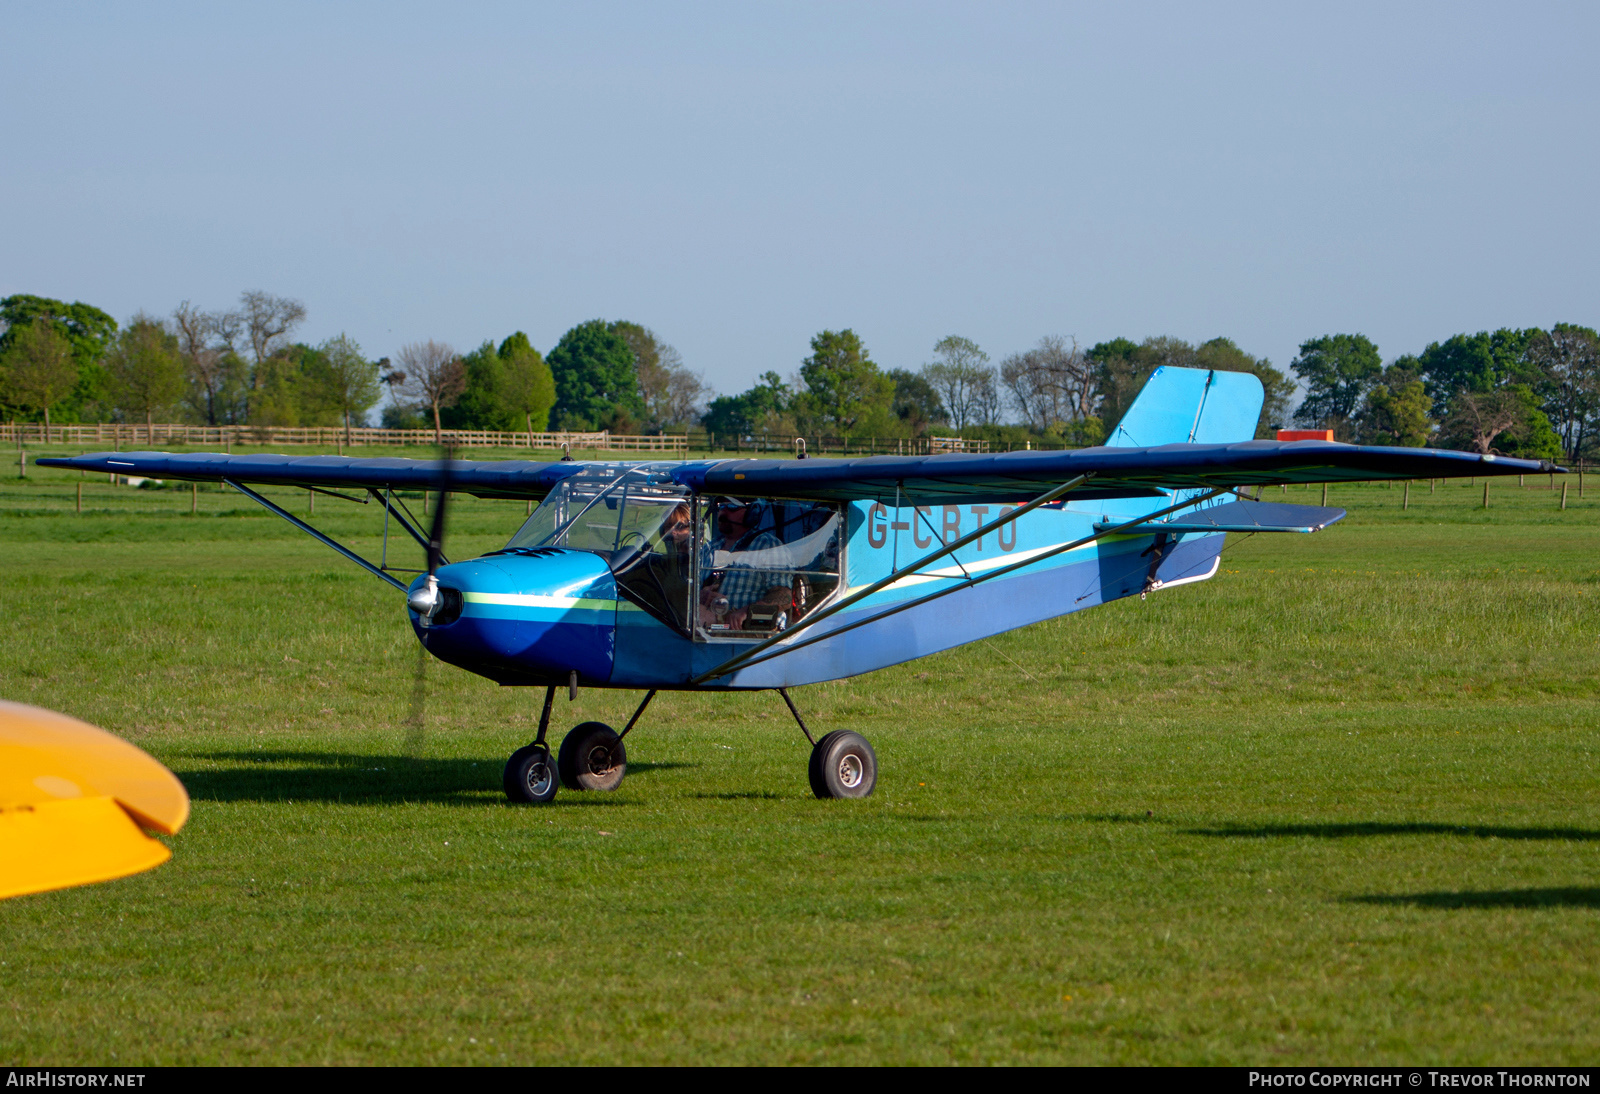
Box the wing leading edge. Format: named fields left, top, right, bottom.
left=33, top=451, right=594, bottom=500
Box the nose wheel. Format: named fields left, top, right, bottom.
left=505, top=685, right=563, bottom=804
left=503, top=744, right=559, bottom=803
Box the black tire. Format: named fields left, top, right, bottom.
left=503, top=744, right=559, bottom=804
left=558, top=722, right=627, bottom=791
left=808, top=730, right=877, bottom=799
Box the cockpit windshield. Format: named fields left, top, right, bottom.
left=498, top=466, right=698, bottom=631
left=502, top=466, right=690, bottom=554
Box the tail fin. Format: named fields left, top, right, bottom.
left=1106, top=366, right=1264, bottom=447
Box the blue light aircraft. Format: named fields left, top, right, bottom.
left=39, top=367, right=1558, bottom=803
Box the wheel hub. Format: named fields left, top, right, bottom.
left=525, top=754, right=553, bottom=796
left=837, top=753, right=863, bottom=788
left=586, top=746, right=615, bottom=775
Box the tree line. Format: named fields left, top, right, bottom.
left=706, top=325, right=1598, bottom=459
left=2, top=290, right=1594, bottom=458
left=705, top=331, right=1293, bottom=447
left=1287, top=327, right=1596, bottom=460
left=0, top=294, right=709, bottom=441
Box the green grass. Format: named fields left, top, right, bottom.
left=1, top=453, right=1597, bottom=1064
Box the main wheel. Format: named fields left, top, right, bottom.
left=504, top=744, right=559, bottom=804
left=808, top=730, right=877, bottom=799
left=558, top=722, right=627, bottom=791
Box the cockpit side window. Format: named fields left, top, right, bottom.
left=694, top=497, right=843, bottom=641
left=496, top=473, right=843, bottom=639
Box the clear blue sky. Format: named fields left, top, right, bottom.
left=3, top=1, right=1595, bottom=405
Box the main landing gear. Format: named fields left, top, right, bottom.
left=502, top=686, right=877, bottom=803
left=780, top=688, right=877, bottom=800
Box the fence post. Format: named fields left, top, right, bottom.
left=1482, top=481, right=1489, bottom=509
left=1403, top=481, right=1409, bottom=510
left=192, top=483, right=198, bottom=515
left=76, top=482, right=82, bottom=514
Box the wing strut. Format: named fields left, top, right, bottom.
left=690, top=473, right=1093, bottom=685
left=224, top=479, right=408, bottom=593
left=369, top=487, right=446, bottom=570
left=697, top=485, right=1229, bottom=682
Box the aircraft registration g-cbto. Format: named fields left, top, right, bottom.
left=40, top=367, right=1559, bottom=803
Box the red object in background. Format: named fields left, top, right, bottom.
left=1276, top=429, right=1335, bottom=442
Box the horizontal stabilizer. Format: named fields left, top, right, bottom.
left=1094, top=500, right=1346, bottom=535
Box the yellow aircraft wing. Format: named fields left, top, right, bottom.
left=0, top=701, right=190, bottom=900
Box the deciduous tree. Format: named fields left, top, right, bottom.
left=321, top=333, right=381, bottom=443
left=702, top=371, right=795, bottom=438
left=614, top=322, right=708, bottom=429
left=1291, top=333, right=1383, bottom=439
left=1416, top=328, right=1540, bottom=414
left=797, top=329, right=894, bottom=435
left=1087, top=337, right=1149, bottom=435
left=887, top=369, right=945, bottom=436
left=172, top=301, right=248, bottom=426
left=1438, top=385, right=1559, bottom=458
left=0, top=294, right=117, bottom=421
left=497, top=333, right=558, bottom=436
left=1524, top=323, right=1600, bottom=459
left=547, top=320, right=644, bottom=430
left=0, top=318, right=78, bottom=429
left=1358, top=375, right=1433, bottom=447
left=106, top=316, right=185, bottom=430
left=999, top=336, right=1095, bottom=433
left=394, top=340, right=466, bottom=441
left=923, top=336, right=999, bottom=430
left=239, top=291, right=307, bottom=373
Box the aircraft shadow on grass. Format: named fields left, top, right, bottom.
left=1344, top=888, right=1600, bottom=910
left=176, top=751, right=696, bottom=807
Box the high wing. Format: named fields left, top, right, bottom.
left=38, top=439, right=1558, bottom=504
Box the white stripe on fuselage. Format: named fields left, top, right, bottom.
left=462, top=592, right=617, bottom=610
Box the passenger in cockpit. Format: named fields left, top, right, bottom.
left=699, top=499, right=794, bottom=632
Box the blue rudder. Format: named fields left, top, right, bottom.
left=1106, top=366, right=1264, bottom=447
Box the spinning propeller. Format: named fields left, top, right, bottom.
left=402, top=447, right=454, bottom=752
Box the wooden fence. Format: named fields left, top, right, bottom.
left=0, top=422, right=992, bottom=456
left=0, top=423, right=685, bottom=452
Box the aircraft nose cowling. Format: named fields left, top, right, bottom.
left=407, top=550, right=618, bottom=686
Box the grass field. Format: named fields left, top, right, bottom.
left=1, top=448, right=1597, bottom=1065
